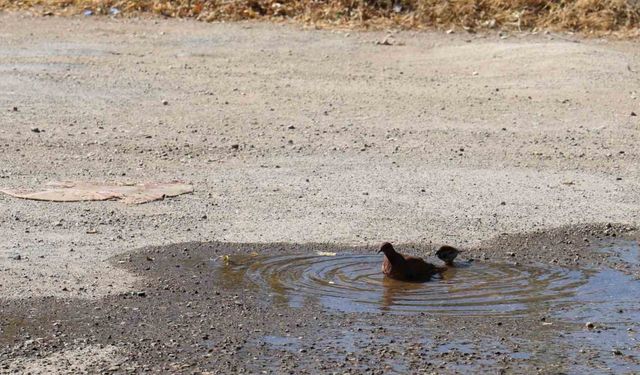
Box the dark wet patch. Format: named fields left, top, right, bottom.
left=1, top=224, right=639, bottom=374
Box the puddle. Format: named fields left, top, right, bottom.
left=555, top=269, right=640, bottom=324
left=212, top=253, right=589, bottom=316
left=600, top=239, right=640, bottom=267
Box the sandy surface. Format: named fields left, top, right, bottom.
left=1, top=13, right=638, bottom=300
left=0, top=12, right=639, bottom=373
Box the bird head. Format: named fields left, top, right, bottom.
left=436, top=245, right=460, bottom=265
left=379, top=242, right=396, bottom=255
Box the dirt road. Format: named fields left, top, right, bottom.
left=1, top=13, right=639, bottom=373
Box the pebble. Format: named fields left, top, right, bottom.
left=585, top=322, right=595, bottom=329
left=162, top=100, right=169, bottom=105
left=30, top=127, right=41, bottom=133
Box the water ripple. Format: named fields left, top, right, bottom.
left=213, top=253, right=588, bottom=316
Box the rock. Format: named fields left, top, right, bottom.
left=30, top=127, right=41, bottom=133
left=631, top=112, right=637, bottom=116
left=585, top=322, right=595, bottom=329
left=231, top=144, right=239, bottom=150
left=162, top=100, right=169, bottom=105
left=10, top=254, right=21, bottom=260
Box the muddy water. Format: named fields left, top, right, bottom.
left=213, top=253, right=587, bottom=316
left=208, top=246, right=640, bottom=373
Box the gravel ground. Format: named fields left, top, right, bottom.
left=0, top=12, right=639, bottom=373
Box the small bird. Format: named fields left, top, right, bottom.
left=379, top=242, right=446, bottom=282
left=435, top=245, right=461, bottom=266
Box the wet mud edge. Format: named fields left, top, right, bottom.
left=1, top=223, right=638, bottom=374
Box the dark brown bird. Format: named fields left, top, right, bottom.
left=435, top=245, right=461, bottom=266
left=379, top=242, right=446, bottom=282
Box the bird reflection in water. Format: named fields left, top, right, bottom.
left=379, top=266, right=460, bottom=311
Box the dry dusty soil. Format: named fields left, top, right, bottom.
left=0, top=12, right=640, bottom=374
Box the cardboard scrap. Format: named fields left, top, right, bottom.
left=1, top=181, right=193, bottom=204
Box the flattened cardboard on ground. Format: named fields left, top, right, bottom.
left=0, top=181, right=193, bottom=204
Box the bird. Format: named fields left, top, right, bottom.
left=435, top=245, right=461, bottom=266
left=379, top=242, right=446, bottom=282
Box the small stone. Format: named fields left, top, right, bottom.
left=12, top=106, right=18, bottom=112
left=162, top=100, right=169, bottom=105
left=585, top=322, right=595, bottom=329
left=612, top=349, right=623, bottom=356
left=231, top=144, right=239, bottom=150
left=500, top=201, right=506, bottom=205
left=10, top=254, right=21, bottom=261
left=288, top=125, right=295, bottom=129
left=631, top=112, right=637, bottom=116
left=30, top=127, right=41, bottom=133
left=136, top=291, right=146, bottom=297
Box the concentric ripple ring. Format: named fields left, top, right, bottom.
left=213, top=254, right=588, bottom=316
